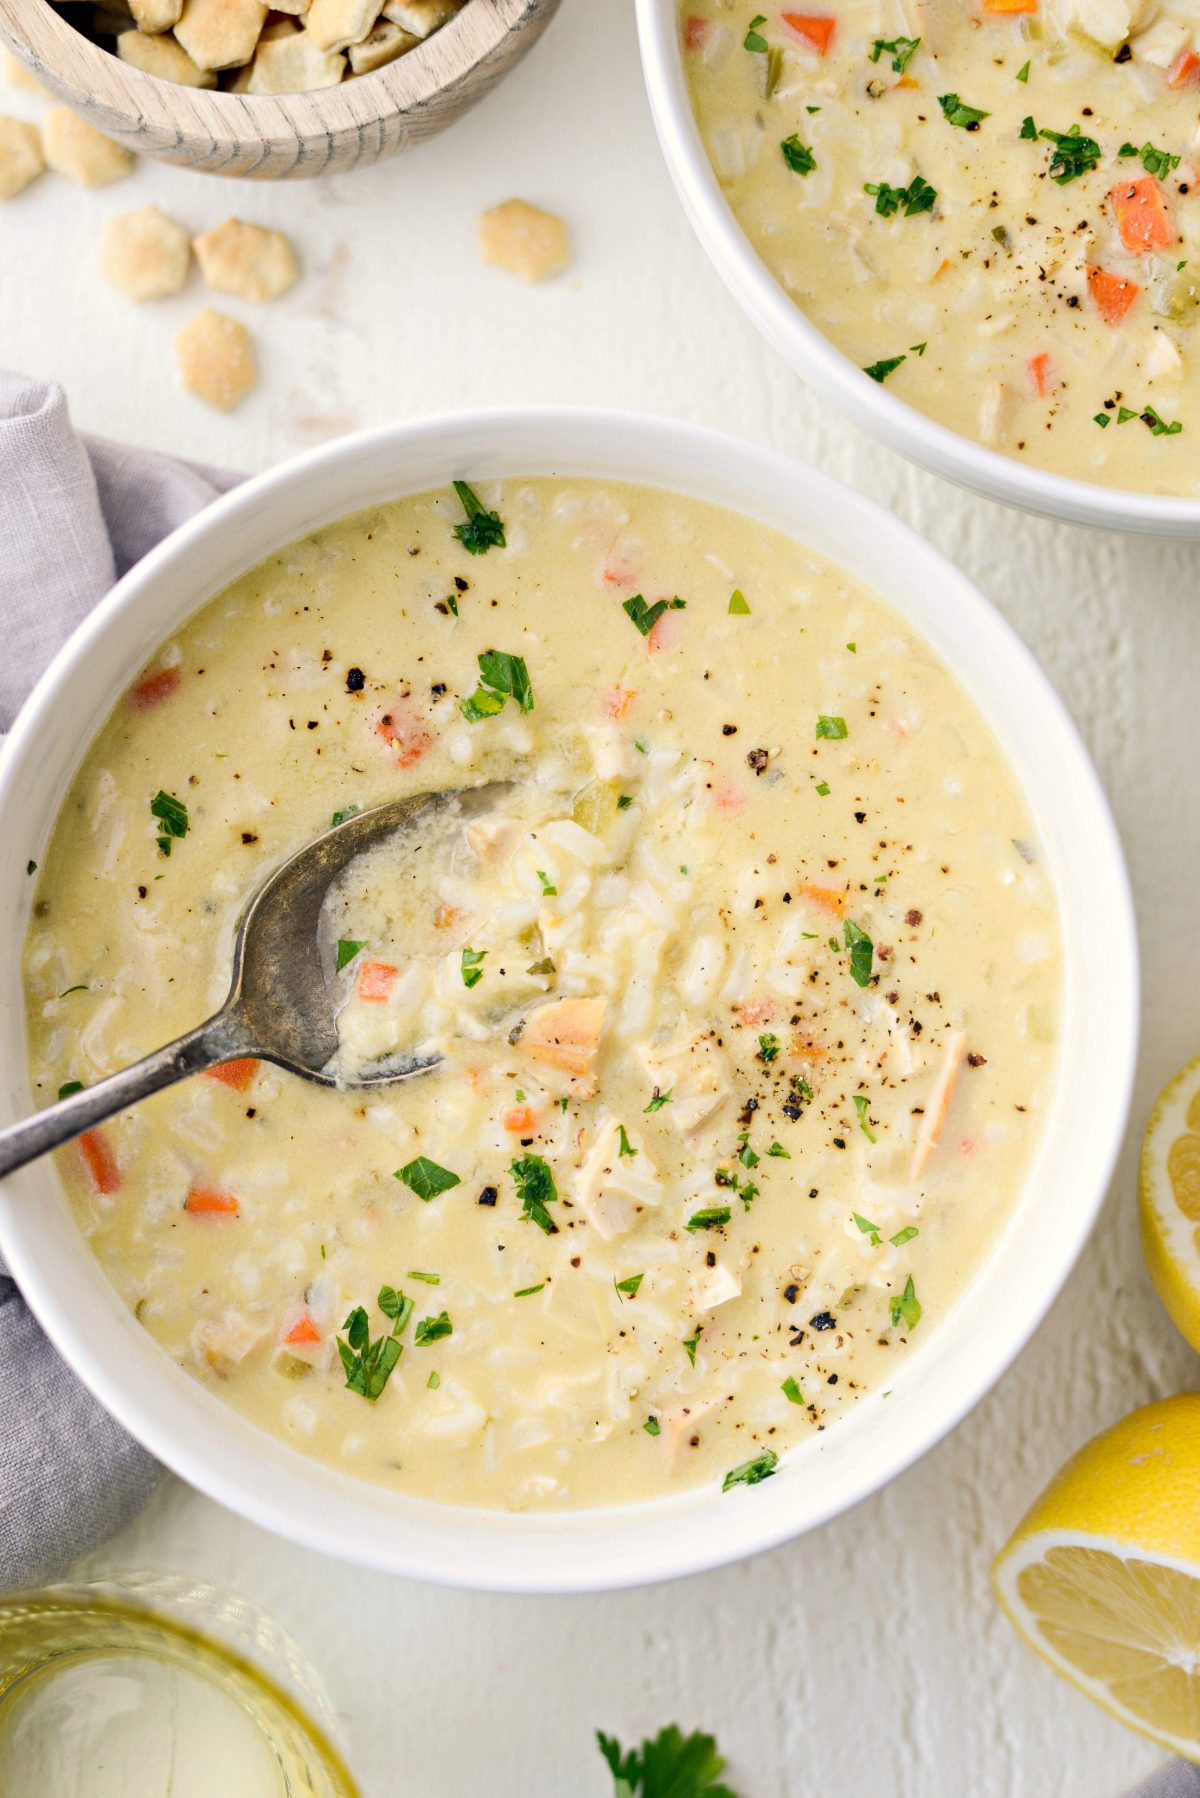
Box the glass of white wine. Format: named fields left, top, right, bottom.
left=0, top=1577, right=360, bottom=1798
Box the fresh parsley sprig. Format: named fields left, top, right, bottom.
left=451, top=480, right=505, bottom=555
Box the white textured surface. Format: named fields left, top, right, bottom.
left=4, top=4, right=1199, bottom=1793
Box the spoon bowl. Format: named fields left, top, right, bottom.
left=0, top=781, right=508, bottom=1183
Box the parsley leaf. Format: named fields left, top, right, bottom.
left=617, top=1125, right=637, bottom=1158
left=377, top=1285, right=414, bottom=1331
left=451, top=479, right=506, bottom=555
left=461, top=946, right=486, bottom=989
left=336, top=938, right=365, bottom=972
left=865, top=173, right=936, bottom=218
left=337, top=1302, right=407, bottom=1401
left=781, top=1375, right=805, bottom=1405
left=816, top=714, right=848, bottom=739
left=683, top=1331, right=701, bottom=1366
left=414, top=1310, right=452, bottom=1346
left=150, top=789, right=188, bottom=856
left=645, top=1088, right=673, bottom=1112
left=395, top=1156, right=461, bottom=1201
left=685, top=1206, right=732, bottom=1232
left=854, top=1211, right=882, bottom=1246
left=728, top=589, right=751, bottom=614
left=511, top=1152, right=558, bottom=1234
left=460, top=686, right=507, bottom=722
left=844, top=918, right=874, bottom=987
left=853, top=1093, right=877, bottom=1143
left=864, top=355, right=906, bottom=383
left=477, top=649, right=534, bottom=712
left=596, top=1724, right=737, bottom=1798
left=889, top=1275, right=922, bottom=1330
left=615, top=1272, right=644, bottom=1299
left=890, top=1225, right=919, bottom=1247
left=780, top=135, right=817, bottom=175
left=1039, top=123, right=1101, bottom=184
left=938, top=93, right=989, bottom=129
left=623, top=594, right=687, bottom=637
left=870, top=34, right=919, bottom=74
left=757, top=1031, right=780, bottom=1063
left=722, top=1450, right=778, bottom=1492
left=743, top=12, right=767, bottom=51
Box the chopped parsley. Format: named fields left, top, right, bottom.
left=461, top=946, right=486, bottom=988
left=1119, top=139, right=1180, bottom=179
left=1019, top=114, right=1038, bottom=140
left=1016, top=58, right=1030, bottom=82
left=414, top=1310, right=452, bottom=1346
left=460, top=687, right=507, bottom=722
left=514, top=1283, right=545, bottom=1298
left=407, top=1270, right=440, bottom=1285
left=1039, top=124, right=1101, bottom=184
left=395, top=1156, right=461, bottom=1201
left=337, top=1288, right=413, bottom=1401
left=1142, top=406, right=1183, bottom=437
left=462, top=649, right=534, bottom=722
left=623, top=594, right=686, bottom=637
left=864, top=355, right=906, bottom=383
left=331, top=804, right=359, bottom=827
left=844, top=918, right=874, bottom=987
left=854, top=1211, right=882, bottom=1245
left=427, top=1370, right=440, bottom=1388
left=596, top=1724, right=733, bottom=1798
left=869, top=34, right=919, bottom=74
left=645, top=1087, right=673, bottom=1112
left=536, top=870, right=557, bottom=896
left=617, top=1124, right=637, bottom=1158
left=58, top=1080, right=84, bottom=1100
left=59, top=985, right=88, bottom=998
left=722, top=1449, right=778, bottom=1492
left=781, top=1375, right=805, bottom=1406
left=615, top=1272, right=644, bottom=1299
left=853, top=1093, right=877, bottom=1143
left=864, top=173, right=936, bottom=218
left=815, top=781, right=831, bottom=796
left=336, top=938, right=365, bottom=972
left=1094, top=413, right=1111, bottom=429
left=890, top=1225, right=919, bottom=1248
left=757, top=1031, right=780, bottom=1063
left=643, top=1416, right=661, bottom=1437
left=781, top=135, right=817, bottom=175
left=816, top=714, right=848, bottom=739
left=889, top=1275, right=922, bottom=1330
left=767, top=1141, right=791, bottom=1158
left=378, top=1285, right=414, bottom=1331
left=150, top=789, right=187, bottom=856
left=617, top=794, right=634, bottom=810
left=512, top=1152, right=558, bottom=1234
left=683, top=1331, right=701, bottom=1366
left=685, top=1206, right=732, bottom=1232
left=938, top=93, right=989, bottom=129
left=451, top=479, right=505, bottom=555
left=728, top=589, right=751, bottom=614
left=743, top=11, right=767, bottom=51
left=737, top=1133, right=759, bottom=1169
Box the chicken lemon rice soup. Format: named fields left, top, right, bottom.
left=24, top=477, right=1060, bottom=1510
left=683, top=0, right=1200, bottom=493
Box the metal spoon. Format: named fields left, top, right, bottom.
left=0, top=783, right=509, bottom=1184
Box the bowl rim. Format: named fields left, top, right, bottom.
left=0, top=407, right=1138, bottom=1592
left=0, top=0, right=547, bottom=164
left=634, top=0, right=1200, bottom=537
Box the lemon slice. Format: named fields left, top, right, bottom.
left=1141, top=1052, right=1200, bottom=1352
left=993, top=1397, right=1200, bottom=1760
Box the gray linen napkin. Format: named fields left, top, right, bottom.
left=0, top=371, right=240, bottom=1587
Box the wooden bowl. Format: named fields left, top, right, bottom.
left=0, top=0, right=561, bottom=178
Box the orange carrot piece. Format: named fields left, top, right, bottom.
left=357, top=960, right=398, bottom=1002
left=1168, top=47, right=1200, bottom=89
left=910, top=1032, right=967, bottom=1180
left=982, top=0, right=1037, bottom=12
left=604, top=685, right=636, bottom=720
left=781, top=11, right=836, bottom=52
left=798, top=882, right=847, bottom=915
left=205, top=1058, right=259, bottom=1092
left=282, top=1312, right=321, bottom=1345
left=185, top=1186, right=240, bottom=1217
left=129, top=666, right=181, bottom=710
left=79, top=1128, right=121, bottom=1195
left=503, top=1104, right=537, bottom=1134
left=682, top=13, right=709, bottom=48
left=1087, top=267, right=1140, bottom=326
left=1026, top=351, right=1057, bottom=398
left=1109, top=177, right=1174, bottom=253
left=375, top=705, right=433, bottom=768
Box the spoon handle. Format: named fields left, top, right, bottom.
left=0, top=1009, right=253, bottom=1184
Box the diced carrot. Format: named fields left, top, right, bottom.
left=895, top=74, right=919, bottom=88
left=910, top=1032, right=966, bottom=1179
left=357, top=960, right=398, bottom=1001
left=791, top=1037, right=829, bottom=1061
left=79, top=1128, right=121, bottom=1195
left=1109, top=177, right=1174, bottom=254
left=185, top=1186, right=240, bottom=1217
left=781, top=11, right=836, bottom=53
left=503, top=1103, right=537, bottom=1134
left=1168, top=47, right=1200, bottom=89
left=1026, top=351, right=1056, bottom=398
left=522, top=996, right=607, bottom=1080
left=604, top=685, right=636, bottom=720
left=129, top=666, right=181, bottom=710
left=646, top=609, right=679, bottom=655
left=798, top=882, right=847, bottom=915
left=738, top=999, right=776, bottom=1027
left=375, top=704, right=433, bottom=768
left=982, top=0, right=1037, bottom=12
left=282, top=1311, right=321, bottom=1345
left=1087, top=266, right=1139, bottom=326
left=682, top=13, right=709, bottom=48
left=205, top=1058, right=259, bottom=1092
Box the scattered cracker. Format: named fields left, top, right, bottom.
left=194, top=217, right=298, bottom=302
left=129, top=0, right=183, bottom=28
left=378, top=0, right=459, bottom=34
left=3, top=49, right=46, bottom=93
left=42, top=107, right=134, bottom=187
left=347, top=18, right=415, bottom=71
left=117, top=28, right=218, bottom=84
left=0, top=116, right=44, bottom=200
left=245, top=31, right=344, bottom=91
left=100, top=204, right=192, bottom=300
left=175, top=0, right=268, bottom=70
left=175, top=309, right=256, bottom=411
left=305, top=0, right=377, bottom=52
left=478, top=198, right=570, bottom=284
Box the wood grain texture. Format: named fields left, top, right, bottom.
left=0, top=0, right=562, bottom=177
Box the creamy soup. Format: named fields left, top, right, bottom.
left=683, top=0, right=1200, bottom=493
left=24, top=477, right=1060, bottom=1511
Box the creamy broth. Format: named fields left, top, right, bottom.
left=683, top=0, right=1200, bottom=493
left=24, top=478, right=1060, bottom=1510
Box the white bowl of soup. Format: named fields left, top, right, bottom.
left=638, top=0, right=1200, bottom=534
left=0, top=411, right=1135, bottom=1591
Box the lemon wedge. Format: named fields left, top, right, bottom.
left=993, top=1397, right=1200, bottom=1760
left=1141, top=1052, right=1200, bottom=1351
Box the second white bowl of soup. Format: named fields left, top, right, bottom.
left=639, top=0, right=1200, bottom=534
left=0, top=412, right=1135, bottom=1590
